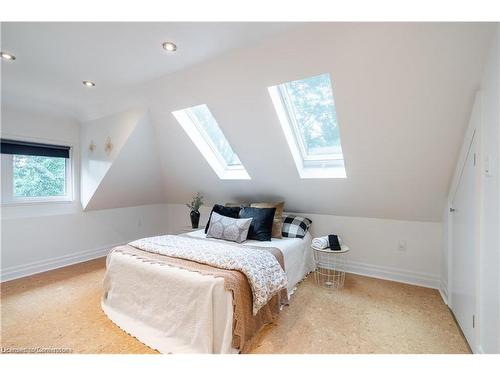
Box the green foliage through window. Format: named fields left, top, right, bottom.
left=13, top=155, right=66, bottom=197
left=187, top=105, right=242, bottom=167
left=279, top=73, right=342, bottom=158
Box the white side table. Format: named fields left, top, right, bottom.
left=312, top=244, right=350, bottom=289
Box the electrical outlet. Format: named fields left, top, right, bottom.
left=485, top=156, right=493, bottom=177
left=398, top=240, right=407, bottom=252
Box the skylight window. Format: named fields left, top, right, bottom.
left=268, top=73, right=346, bottom=178
left=172, top=104, right=250, bottom=180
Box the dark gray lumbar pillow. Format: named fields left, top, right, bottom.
left=206, top=211, right=252, bottom=243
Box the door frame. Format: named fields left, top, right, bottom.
left=446, top=91, right=482, bottom=353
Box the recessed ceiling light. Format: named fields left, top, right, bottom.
left=1, top=51, right=16, bottom=61
left=82, top=80, right=96, bottom=87
left=162, top=41, right=177, bottom=52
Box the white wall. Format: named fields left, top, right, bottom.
left=165, top=203, right=442, bottom=289
left=0, top=109, right=170, bottom=281
left=80, top=108, right=144, bottom=208
left=81, top=111, right=166, bottom=211
left=442, top=25, right=500, bottom=354
left=1, top=203, right=170, bottom=281
left=478, top=26, right=500, bottom=354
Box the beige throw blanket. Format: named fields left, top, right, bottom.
left=129, top=234, right=288, bottom=315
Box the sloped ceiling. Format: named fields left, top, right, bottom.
left=2, top=23, right=496, bottom=221
left=147, top=23, right=494, bottom=222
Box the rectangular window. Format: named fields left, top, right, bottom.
left=269, top=73, right=346, bottom=178
left=172, top=104, right=250, bottom=180
left=1, top=139, right=73, bottom=204
left=13, top=155, right=67, bottom=197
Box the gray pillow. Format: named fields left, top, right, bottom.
left=206, top=211, right=252, bottom=243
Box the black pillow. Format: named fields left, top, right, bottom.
left=239, top=207, right=276, bottom=241
left=205, top=204, right=241, bottom=233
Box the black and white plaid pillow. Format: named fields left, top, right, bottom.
left=281, top=215, right=312, bottom=238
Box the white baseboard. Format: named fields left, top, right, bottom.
left=345, top=260, right=440, bottom=290
left=439, top=279, right=449, bottom=305
left=2, top=245, right=441, bottom=293
left=0, top=243, right=122, bottom=282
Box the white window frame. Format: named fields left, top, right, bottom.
left=268, top=75, right=346, bottom=179
left=172, top=106, right=251, bottom=180
left=184, top=109, right=243, bottom=169
left=278, top=85, right=344, bottom=164
left=1, top=138, right=74, bottom=205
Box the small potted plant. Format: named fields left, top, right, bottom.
left=186, top=192, right=204, bottom=229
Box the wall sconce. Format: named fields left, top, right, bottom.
left=104, top=137, right=113, bottom=155
left=88, top=140, right=96, bottom=153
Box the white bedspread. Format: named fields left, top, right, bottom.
left=129, top=234, right=288, bottom=315
left=102, top=231, right=314, bottom=353
left=187, top=230, right=314, bottom=296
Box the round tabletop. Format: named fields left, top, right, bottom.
left=311, top=244, right=350, bottom=254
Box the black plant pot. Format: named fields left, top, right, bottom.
left=190, top=210, right=200, bottom=229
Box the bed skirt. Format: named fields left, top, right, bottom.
left=102, top=245, right=286, bottom=353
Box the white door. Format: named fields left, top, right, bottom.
left=451, top=132, right=478, bottom=350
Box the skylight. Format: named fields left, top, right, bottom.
left=172, top=104, right=250, bottom=180
left=268, top=73, right=346, bottom=178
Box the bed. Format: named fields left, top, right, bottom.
left=101, top=229, right=314, bottom=354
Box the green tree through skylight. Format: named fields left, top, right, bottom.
left=281, top=73, right=341, bottom=157
left=189, top=105, right=242, bottom=166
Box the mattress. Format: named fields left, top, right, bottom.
left=102, top=230, right=314, bottom=353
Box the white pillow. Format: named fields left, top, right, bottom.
left=206, top=211, right=252, bottom=243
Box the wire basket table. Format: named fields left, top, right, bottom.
left=312, top=244, right=350, bottom=289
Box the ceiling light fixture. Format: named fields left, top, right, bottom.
left=1, top=51, right=16, bottom=61
left=162, top=41, right=177, bottom=52
left=82, top=80, right=95, bottom=87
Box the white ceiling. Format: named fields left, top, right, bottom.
left=2, top=22, right=496, bottom=222
left=1, top=22, right=297, bottom=119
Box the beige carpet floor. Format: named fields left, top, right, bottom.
left=0, top=257, right=470, bottom=354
